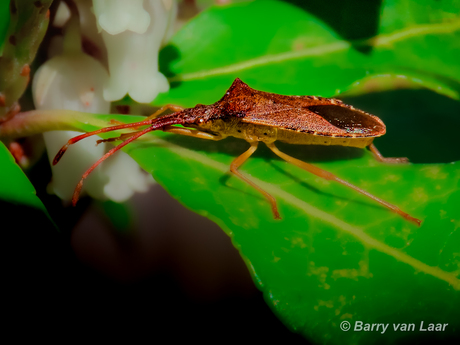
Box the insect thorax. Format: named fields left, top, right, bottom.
left=198, top=118, right=278, bottom=143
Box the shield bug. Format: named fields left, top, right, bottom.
left=53, top=78, right=421, bottom=226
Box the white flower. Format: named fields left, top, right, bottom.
left=33, top=17, right=153, bottom=203
left=93, top=0, right=151, bottom=35
left=93, top=0, right=177, bottom=103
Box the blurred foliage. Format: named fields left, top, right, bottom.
left=0, top=1, right=10, bottom=54
left=0, top=0, right=459, bottom=344
left=0, top=0, right=52, bottom=119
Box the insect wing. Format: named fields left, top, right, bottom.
left=222, top=79, right=385, bottom=137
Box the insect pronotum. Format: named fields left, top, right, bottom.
left=54, top=78, right=421, bottom=226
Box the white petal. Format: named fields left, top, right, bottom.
left=93, top=0, right=151, bottom=35
left=33, top=54, right=110, bottom=112
left=100, top=0, right=176, bottom=103
left=101, top=151, right=154, bottom=202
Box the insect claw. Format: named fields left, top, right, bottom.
left=96, top=137, right=120, bottom=146
left=394, top=157, right=410, bottom=164
left=404, top=214, right=422, bottom=227
left=95, top=138, right=115, bottom=145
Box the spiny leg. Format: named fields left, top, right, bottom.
left=266, top=142, right=421, bottom=226
left=230, top=142, right=281, bottom=220
left=368, top=143, right=409, bottom=163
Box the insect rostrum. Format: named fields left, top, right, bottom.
left=54, top=78, right=421, bottom=226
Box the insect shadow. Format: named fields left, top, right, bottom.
left=168, top=136, right=369, bottom=204
left=154, top=134, right=391, bottom=212
left=266, top=156, right=385, bottom=211
left=135, top=133, right=392, bottom=212
left=221, top=143, right=383, bottom=211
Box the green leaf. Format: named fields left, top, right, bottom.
left=64, top=101, right=459, bottom=343
left=152, top=0, right=460, bottom=107
left=0, top=0, right=52, bottom=119
left=0, top=140, right=56, bottom=229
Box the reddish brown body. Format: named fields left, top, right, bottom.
left=180, top=79, right=385, bottom=148
left=54, top=78, right=421, bottom=226
left=194, top=78, right=385, bottom=137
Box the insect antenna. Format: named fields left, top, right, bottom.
left=53, top=119, right=160, bottom=165
left=53, top=116, right=185, bottom=206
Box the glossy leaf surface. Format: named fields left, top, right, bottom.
left=152, top=0, right=460, bottom=107
left=110, top=0, right=460, bottom=342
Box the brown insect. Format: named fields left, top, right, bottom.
left=54, top=78, right=421, bottom=226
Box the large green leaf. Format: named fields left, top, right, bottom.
left=62, top=97, right=458, bottom=343
left=103, top=0, right=460, bottom=342
left=152, top=0, right=460, bottom=107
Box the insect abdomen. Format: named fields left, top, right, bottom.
left=276, top=128, right=375, bottom=148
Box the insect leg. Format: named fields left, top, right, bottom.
left=161, top=125, right=224, bottom=141
left=96, top=132, right=141, bottom=145
left=230, top=142, right=281, bottom=220
left=368, top=143, right=409, bottom=163
left=145, top=104, right=184, bottom=121
left=266, top=142, right=421, bottom=226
